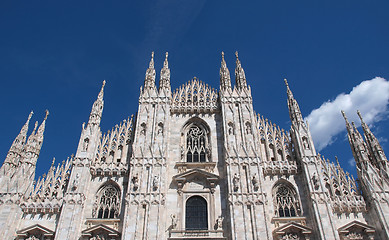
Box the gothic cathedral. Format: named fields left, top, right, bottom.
left=0, top=52, right=389, bottom=240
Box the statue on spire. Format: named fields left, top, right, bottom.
left=234, top=51, right=247, bottom=89
left=88, top=81, right=105, bottom=126
left=144, top=52, right=156, bottom=89
left=220, top=52, right=231, bottom=91
left=159, top=52, right=171, bottom=92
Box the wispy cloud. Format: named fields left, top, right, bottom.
left=306, top=77, right=389, bottom=151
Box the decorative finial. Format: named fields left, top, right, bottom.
left=221, top=51, right=225, bottom=59
left=102, top=80, right=106, bottom=87
left=341, top=110, right=347, bottom=119
left=44, top=110, right=49, bottom=120
left=151, top=51, right=154, bottom=58
left=284, top=78, right=289, bottom=87
left=149, top=52, right=155, bottom=68
left=235, top=51, right=239, bottom=59
left=28, top=111, right=34, bottom=121
left=51, top=157, right=55, bottom=166
left=357, top=110, right=363, bottom=120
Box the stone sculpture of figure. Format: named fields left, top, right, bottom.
left=245, top=122, right=252, bottom=135
left=157, top=123, right=164, bottom=135
left=233, top=173, right=240, bottom=191
left=252, top=173, right=259, bottom=191
left=153, top=175, right=159, bottom=190
left=83, top=138, right=89, bottom=151
left=133, top=173, right=139, bottom=190
left=72, top=173, right=80, bottom=191
left=281, top=233, right=299, bottom=240
left=26, top=236, right=39, bottom=240
left=90, top=235, right=106, bottom=240
left=228, top=122, right=234, bottom=135
left=303, top=137, right=309, bottom=149
left=312, top=173, right=319, bottom=190
left=216, top=215, right=224, bottom=229
left=171, top=214, right=178, bottom=229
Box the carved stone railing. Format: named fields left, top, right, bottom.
left=262, top=160, right=298, bottom=175
left=169, top=229, right=225, bottom=239
left=330, top=195, right=366, bottom=213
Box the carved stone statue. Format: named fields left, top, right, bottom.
left=252, top=173, right=259, bottom=191
left=233, top=173, right=240, bottom=191
left=216, top=215, right=224, bottom=229
left=72, top=173, right=80, bottom=191
left=281, top=233, right=299, bottom=240
left=90, top=234, right=106, bottom=240
left=133, top=173, right=139, bottom=190
left=171, top=214, right=178, bottom=229
left=153, top=175, right=159, bottom=190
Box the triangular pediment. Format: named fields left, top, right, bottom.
left=274, top=221, right=312, bottom=235
left=173, top=168, right=218, bottom=181
left=338, top=220, right=375, bottom=234
left=81, top=224, right=120, bottom=237
left=17, top=224, right=54, bottom=236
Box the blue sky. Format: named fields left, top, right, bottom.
left=1, top=1, right=389, bottom=178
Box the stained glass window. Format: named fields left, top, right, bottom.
left=274, top=184, right=300, bottom=217
left=94, top=184, right=120, bottom=219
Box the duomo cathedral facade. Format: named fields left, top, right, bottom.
left=0, top=52, right=388, bottom=240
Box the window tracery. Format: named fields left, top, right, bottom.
left=185, top=124, right=209, bottom=162
left=273, top=183, right=301, bottom=217
left=93, top=184, right=121, bottom=219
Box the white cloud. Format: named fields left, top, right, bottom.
left=306, top=77, right=389, bottom=151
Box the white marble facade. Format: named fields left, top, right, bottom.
left=0, top=52, right=389, bottom=240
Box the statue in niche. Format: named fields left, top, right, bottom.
left=157, top=122, right=164, bottom=135
left=303, top=137, right=309, bottom=149
left=252, top=173, right=259, bottom=191
left=153, top=175, right=159, bottom=190
left=245, top=122, right=252, bottom=135
left=227, top=122, right=234, bottom=135
left=312, top=173, right=319, bottom=190
left=132, top=173, right=139, bottom=190
left=171, top=214, right=178, bottom=229
left=216, top=215, right=224, bottom=229
left=233, top=173, right=240, bottom=191
left=140, top=123, right=146, bottom=135
left=82, top=138, right=89, bottom=151
left=72, top=173, right=80, bottom=191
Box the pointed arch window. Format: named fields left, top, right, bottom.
left=93, top=184, right=121, bottom=219
left=185, top=124, right=208, bottom=162
left=186, top=196, right=208, bottom=230
left=273, top=183, right=301, bottom=217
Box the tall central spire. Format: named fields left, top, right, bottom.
left=159, top=52, right=171, bottom=92
left=88, top=80, right=105, bottom=126
left=144, top=52, right=156, bottom=89
left=220, top=52, right=231, bottom=91
left=285, top=79, right=304, bottom=126
left=357, top=110, right=388, bottom=171
left=234, top=51, right=247, bottom=89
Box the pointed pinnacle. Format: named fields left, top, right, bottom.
left=356, top=110, right=365, bottom=124
left=341, top=110, right=348, bottom=121
left=44, top=109, right=49, bottom=120
left=164, top=52, right=169, bottom=68
left=149, top=51, right=155, bottom=68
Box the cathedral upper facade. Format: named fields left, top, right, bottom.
left=0, top=52, right=388, bottom=240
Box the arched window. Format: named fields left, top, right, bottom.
left=273, top=183, right=300, bottom=217
left=186, top=196, right=208, bottom=230
left=185, top=124, right=208, bottom=162
left=94, top=184, right=121, bottom=219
